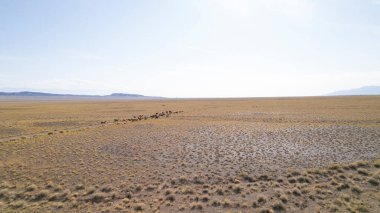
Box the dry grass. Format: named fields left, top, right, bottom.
left=0, top=96, right=379, bottom=212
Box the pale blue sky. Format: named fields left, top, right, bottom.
left=0, top=0, right=379, bottom=97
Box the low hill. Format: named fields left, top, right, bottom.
left=327, top=86, right=380, bottom=96
left=0, top=91, right=160, bottom=99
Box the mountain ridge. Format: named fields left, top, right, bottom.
left=327, top=86, right=380, bottom=96
left=0, top=91, right=161, bottom=99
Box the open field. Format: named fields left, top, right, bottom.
left=0, top=96, right=379, bottom=212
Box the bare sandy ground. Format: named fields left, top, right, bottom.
left=0, top=96, right=379, bottom=212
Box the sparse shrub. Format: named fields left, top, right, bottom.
left=166, top=194, right=175, bottom=202
left=87, top=192, right=106, bottom=203
left=165, top=189, right=173, bottom=195
left=336, top=183, right=349, bottom=191
left=259, top=174, right=269, bottom=181
left=178, top=176, right=188, bottom=184
left=192, top=176, right=204, bottom=184
left=178, top=204, right=186, bottom=211
left=277, top=177, right=284, bottom=183
left=329, top=204, right=339, bottom=212
left=233, top=184, right=243, bottom=194
left=289, top=170, right=301, bottom=177
left=288, top=178, right=296, bottom=183
left=9, top=200, right=25, bottom=209
left=341, top=193, right=350, bottom=202
left=259, top=208, right=274, bottom=213
left=292, top=189, right=301, bottom=196
left=297, top=176, right=311, bottom=183
left=134, top=185, right=142, bottom=192
left=125, top=191, right=132, bottom=199
left=357, top=168, right=369, bottom=176
left=241, top=173, right=254, bottom=182
left=32, top=189, right=49, bottom=201
left=182, top=187, right=194, bottom=195
left=101, top=185, right=113, bottom=192
left=48, top=193, right=60, bottom=201
left=200, top=195, right=209, bottom=202
left=145, top=185, right=156, bottom=191
left=374, top=160, right=380, bottom=168
left=134, top=203, right=146, bottom=211
left=75, top=184, right=85, bottom=191
left=190, top=202, right=203, bottom=210
left=215, top=188, right=224, bottom=195
left=222, top=198, right=232, bottom=207
left=52, top=202, right=64, bottom=209
left=279, top=194, right=288, bottom=203
left=85, top=187, right=95, bottom=195
left=212, top=200, right=221, bottom=207
left=356, top=205, right=369, bottom=213
left=351, top=185, right=362, bottom=194
left=368, top=178, right=379, bottom=186
left=122, top=198, right=130, bottom=204
left=257, top=195, right=267, bottom=205
left=241, top=202, right=249, bottom=208
left=252, top=201, right=258, bottom=208
left=272, top=202, right=285, bottom=212
left=26, top=184, right=37, bottom=192
left=328, top=164, right=340, bottom=170
left=355, top=161, right=369, bottom=168
left=53, top=185, right=63, bottom=192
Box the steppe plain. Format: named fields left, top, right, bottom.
left=0, top=96, right=379, bottom=212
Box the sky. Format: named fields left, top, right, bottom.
left=0, top=0, right=380, bottom=98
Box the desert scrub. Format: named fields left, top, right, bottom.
left=134, top=203, right=146, bottom=211
left=164, top=189, right=174, bottom=195
left=279, top=194, right=288, bottom=203
left=215, top=187, right=224, bottom=195
left=374, top=159, right=380, bottom=168
left=182, top=187, right=195, bottom=195
left=232, top=184, right=243, bottom=194
left=258, top=208, right=274, bottom=213
left=85, top=187, right=95, bottom=195
left=212, top=200, right=221, bottom=207
left=257, top=195, right=267, bottom=205
left=288, top=177, right=296, bottom=183
left=351, top=185, right=362, bottom=194
left=100, top=185, right=113, bottom=192
left=9, top=200, right=26, bottom=209
left=292, top=188, right=302, bottom=196
left=165, top=194, right=175, bottom=202
left=145, top=185, right=156, bottom=191
left=32, top=189, right=50, bottom=201
left=357, top=168, right=369, bottom=176
left=356, top=205, right=369, bottom=213
left=336, top=183, right=349, bottom=191
left=222, top=198, right=232, bottom=207
left=75, top=184, right=85, bottom=191
left=241, top=172, right=254, bottom=182
left=26, top=184, right=38, bottom=192
left=178, top=176, right=188, bottom=184
left=272, top=202, right=286, bottom=212
left=200, top=194, right=209, bottom=202
left=368, top=178, right=379, bottom=186
left=87, top=192, right=107, bottom=203
left=190, top=202, right=203, bottom=210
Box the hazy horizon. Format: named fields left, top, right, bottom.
left=1, top=0, right=380, bottom=98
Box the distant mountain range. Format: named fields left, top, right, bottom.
left=327, top=86, right=380, bottom=96
left=0, top=91, right=161, bottom=99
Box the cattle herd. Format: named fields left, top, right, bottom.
left=100, top=110, right=184, bottom=124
